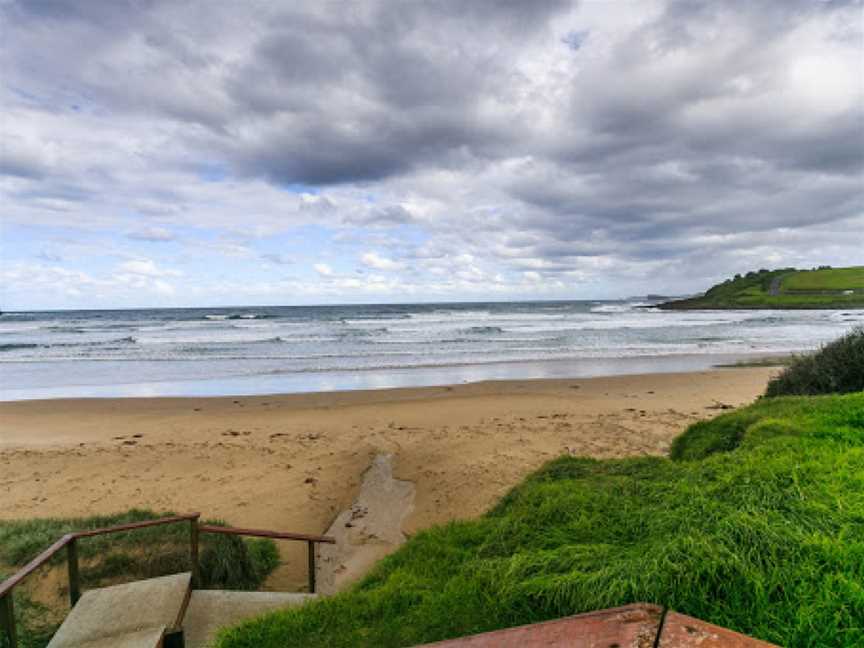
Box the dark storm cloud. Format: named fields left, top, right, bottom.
left=8, top=0, right=162, bottom=25
left=217, top=1, right=572, bottom=185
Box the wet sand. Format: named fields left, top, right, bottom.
left=0, top=368, right=775, bottom=590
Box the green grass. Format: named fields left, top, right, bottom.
left=0, top=510, right=279, bottom=648
left=783, top=267, right=864, bottom=292
left=659, top=266, right=864, bottom=309
left=714, top=355, right=794, bottom=368
left=216, top=392, right=864, bottom=648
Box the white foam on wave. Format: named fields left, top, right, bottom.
left=2, top=304, right=859, bottom=380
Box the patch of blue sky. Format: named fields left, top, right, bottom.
left=562, top=29, right=589, bottom=51
left=268, top=224, right=336, bottom=252
left=388, top=224, right=427, bottom=247
left=195, top=162, right=230, bottom=182
left=280, top=182, right=319, bottom=195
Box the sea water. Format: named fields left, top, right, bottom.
left=1, top=301, right=861, bottom=400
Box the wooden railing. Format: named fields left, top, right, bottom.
left=0, top=513, right=335, bottom=648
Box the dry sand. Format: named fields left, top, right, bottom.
left=0, top=368, right=775, bottom=590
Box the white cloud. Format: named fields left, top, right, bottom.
left=117, top=259, right=181, bottom=277
left=1, top=0, right=861, bottom=309
left=360, top=251, right=404, bottom=271
left=126, top=226, right=175, bottom=242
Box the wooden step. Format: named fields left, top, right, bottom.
left=182, top=590, right=314, bottom=648
left=47, top=572, right=192, bottom=648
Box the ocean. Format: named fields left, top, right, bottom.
left=1, top=301, right=861, bottom=400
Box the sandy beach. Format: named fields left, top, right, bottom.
left=0, top=367, right=775, bottom=590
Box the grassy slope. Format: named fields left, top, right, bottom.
left=0, top=510, right=279, bottom=648
left=659, top=266, right=864, bottom=309
left=783, top=267, right=864, bottom=292
left=217, top=393, right=864, bottom=648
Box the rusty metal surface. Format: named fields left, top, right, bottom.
left=659, top=612, right=780, bottom=647
left=416, top=603, right=663, bottom=648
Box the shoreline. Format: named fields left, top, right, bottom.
left=0, top=367, right=778, bottom=590
left=0, top=350, right=791, bottom=402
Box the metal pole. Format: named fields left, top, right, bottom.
left=307, top=541, right=316, bottom=594
left=0, top=593, right=16, bottom=648
left=67, top=538, right=81, bottom=607
left=190, top=519, right=200, bottom=587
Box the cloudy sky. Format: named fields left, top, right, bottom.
left=1, top=0, right=862, bottom=310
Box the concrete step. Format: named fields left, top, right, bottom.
left=55, top=627, right=169, bottom=648
left=47, top=572, right=192, bottom=648
left=182, top=590, right=314, bottom=648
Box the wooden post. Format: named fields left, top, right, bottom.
left=67, top=538, right=81, bottom=607
left=0, top=593, right=16, bottom=648
left=307, top=541, right=316, bottom=594
left=190, top=518, right=200, bottom=587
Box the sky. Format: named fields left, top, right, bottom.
left=1, top=0, right=862, bottom=310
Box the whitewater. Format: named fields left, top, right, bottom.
left=1, top=301, right=861, bottom=400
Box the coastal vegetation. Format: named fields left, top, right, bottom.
left=0, top=510, right=279, bottom=648
left=216, top=333, right=864, bottom=648
left=658, top=265, right=864, bottom=309
left=764, top=327, right=864, bottom=397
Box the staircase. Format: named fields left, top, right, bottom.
left=46, top=572, right=312, bottom=648
left=0, top=514, right=334, bottom=648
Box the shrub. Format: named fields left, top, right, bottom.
left=764, top=327, right=864, bottom=397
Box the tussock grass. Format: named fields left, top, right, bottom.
left=217, top=392, right=864, bottom=648
left=0, top=510, right=279, bottom=648
left=764, top=327, right=864, bottom=397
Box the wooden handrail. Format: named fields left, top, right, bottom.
left=0, top=512, right=331, bottom=647
left=0, top=514, right=201, bottom=598
left=199, top=523, right=334, bottom=594
left=0, top=534, right=73, bottom=598
left=198, top=524, right=335, bottom=544
left=73, top=513, right=201, bottom=538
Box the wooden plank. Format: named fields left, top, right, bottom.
left=73, top=513, right=200, bottom=539
left=414, top=603, right=663, bottom=647
left=659, top=611, right=780, bottom=647
left=198, top=524, right=335, bottom=544
left=67, top=538, right=81, bottom=606
left=307, top=541, right=316, bottom=594
left=0, top=594, right=17, bottom=648
left=189, top=519, right=200, bottom=587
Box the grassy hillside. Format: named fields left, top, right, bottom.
left=0, top=510, right=279, bottom=648
left=216, top=392, right=864, bottom=648
left=658, top=266, right=864, bottom=309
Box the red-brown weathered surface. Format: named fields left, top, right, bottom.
left=659, top=611, right=780, bottom=647
left=414, top=605, right=783, bottom=648
left=417, top=603, right=663, bottom=648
